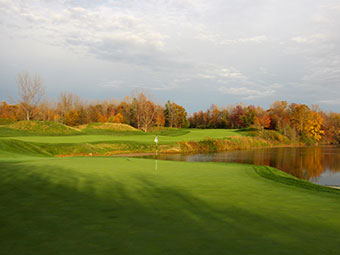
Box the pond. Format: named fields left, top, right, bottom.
left=146, top=146, right=340, bottom=187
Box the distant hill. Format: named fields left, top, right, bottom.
left=78, top=122, right=140, bottom=134
left=5, top=121, right=81, bottom=135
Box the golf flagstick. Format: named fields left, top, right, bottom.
left=154, top=135, right=158, bottom=171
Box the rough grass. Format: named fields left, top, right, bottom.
left=178, top=130, right=295, bottom=153
left=78, top=122, right=139, bottom=132
left=1, top=156, right=340, bottom=254
left=0, top=118, right=16, bottom=125
left=5, top=121, right=81, bottom=135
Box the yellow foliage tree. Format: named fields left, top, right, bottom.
left=290, top=104, right=324, bottom=142
left=305, top=111, right=324, bottom=142
left=113, top=113, right=124, bottom=123
left=63, top=110, right=79, bottom=126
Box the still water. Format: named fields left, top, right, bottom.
left=151, top=146, right=340, bottom=186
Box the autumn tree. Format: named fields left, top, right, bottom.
left=254, top=106, right=271, bottom=130
left=269, top=101, right=290, bottom=135
left=326, top=113, right=340, bottom=143
left=290, top=104, right=324, bottom=142
left=0, top=101, right=19, bottom=120
left=155, top=105, right=165, bottom=127
left=133, top=93, right=156, bottom=132
left=242, top=105, right=256, bottom=127
left=305, top=111, right=324, bottom=142
left=230, top=105, right=245, bottom=128
left=17, top=72, right=45, bottom=120
left=164, top=101, right=187, bottom=128
left=188, top=111, right=203, bottom=128
left=57, top=92, right=82, bottom=124
left=116, top=101, right=133, bottom=125
left=209, top=105, right=222, bottom=128
left=290, top=104, right=311, bottom=135
left=109, top=113, right=124, bottom=123
left=63, top=110, right=80, bottom=126
left=37, top=100, right=55, bottom=121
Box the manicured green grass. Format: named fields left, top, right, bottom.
left=1, top=129, right=242, bottom=144
left=1, top=122, right=336, bottom=254
left=1, top=156, right=340, bottom=255
left=0, top=128, right=250, bottom=157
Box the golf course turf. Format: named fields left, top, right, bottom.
left=1, top=124, right=340, bottom=254
left=1, top=156, right=340, bottom=254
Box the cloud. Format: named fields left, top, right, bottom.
left=318, top=99, right=340, bottom=105
left=0, top=1, right=168, bottom=67
left=219, top=86, right=274, bottom=99
left=291, top=34, right=327, bottom=44
left=99, top=80, right=125, bottom=88
left=1, top=0, right=340, bottom=111
left=197, top=32, right=269, bottom=46
left=199, top=66, right=247, bottom=81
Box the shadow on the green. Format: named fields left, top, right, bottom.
left=1, top=161, right=340, bottom=255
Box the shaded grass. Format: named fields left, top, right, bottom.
left=1, top=157, right=340, bottom=254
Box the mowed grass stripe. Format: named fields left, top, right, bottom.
left=1, top=157, right=340, bottom=255
left=1, top=129, right=242, bottom=144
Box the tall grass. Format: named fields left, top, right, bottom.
left=178, top=130, right=296, bottom=153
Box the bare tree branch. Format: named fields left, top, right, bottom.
left=17, top=72, right=45, bottom=120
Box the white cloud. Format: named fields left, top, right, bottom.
left=291, top=34, right=327, bottom=44
left=99, top=80, right=125, bottom=88
left=318, top=99, right=340, bottom=105
left=0, top=1, right=167, bottom=66
left=219, top=86, right=274, bottom=99
left=197, top=32, right=269, bottom=46
left=218, top=68, right=246, bottom=79
left=199, top=66, right=247, bottom=81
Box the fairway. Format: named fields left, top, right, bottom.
left=1, top=156, right=340, bottom=254
left=1, top=129, right=242, bottom=144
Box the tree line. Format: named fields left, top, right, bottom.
left=1, top=72, right=188, bottom=132
left=1, top=72, right=340, bottom=144
left=188, top=102, right=340, bottom=144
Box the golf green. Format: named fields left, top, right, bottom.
left=1, top=156, right=340, bottom=254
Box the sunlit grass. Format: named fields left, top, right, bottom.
left=1, top=128, right=242, bottom=144
left=1, top=156, right=340, bottom=254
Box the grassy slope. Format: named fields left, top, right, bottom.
left=0, top=121, right=80, bottom=137
left=1, top=128, right=242, bottom=144
left=1, top=156, right=340, bottom=255
left=0, top=122, right=246, bottom=155
left=0, top=125, right=296, bottom=156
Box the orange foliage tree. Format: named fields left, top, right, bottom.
left=254, top=106, right=271, bottom=130
left=63, top=110, right=80, bottom=126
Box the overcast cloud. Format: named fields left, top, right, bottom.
left=1, top=0, right=340, bottom=112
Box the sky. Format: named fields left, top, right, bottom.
left=1, top=0, right=340, bottom=113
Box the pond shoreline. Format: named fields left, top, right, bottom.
left=57, top=143, right=304, bottom=158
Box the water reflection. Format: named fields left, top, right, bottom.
left=150, top=146, right=340, bottom=186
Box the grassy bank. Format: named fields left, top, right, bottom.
left=178, top=130, right=297, bottom=153
left=1, top=156, right=340, bottom=254
left=0, top=122, right=248, bottom=156
left=0, top=121, right=299, bottom=156
left=0, top=121, right=302, bottom=156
